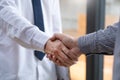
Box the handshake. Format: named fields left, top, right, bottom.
left=44, top=33, right=82, bottom=67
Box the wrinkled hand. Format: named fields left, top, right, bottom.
left=44, top=39, right=76, bottom=67
left=47, top=33, right=82, bottom=67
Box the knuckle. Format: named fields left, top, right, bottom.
left=58, top=43, right=62, bottom=48
left=53, top=48, right=58, bottom=53
left=63, top=55, right=67, bottom=59
left=57, top=41, right=62, bottom=47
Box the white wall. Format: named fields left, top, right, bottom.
left=60, top=0, right=86, bottom=30
left=60, top=0, right=120, bottom=30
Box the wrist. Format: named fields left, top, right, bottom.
left=44, top=39, right=51, bottom=54
left=74, top=38, right=79, bottom=47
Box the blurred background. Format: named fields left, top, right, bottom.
left=59, top=0, right=120, bottom=80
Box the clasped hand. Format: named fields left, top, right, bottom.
left=44, top=33, right=82, bottom=67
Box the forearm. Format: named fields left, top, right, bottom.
left=78, top=22, right=119, bottom=55
left=0, top=0, right=50, bottom=52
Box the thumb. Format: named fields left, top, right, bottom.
left=50, top=33, right=73, bottom=49
left=50, top=33, right=64, bottom=41
left=51, top=33, right=72, bottom=48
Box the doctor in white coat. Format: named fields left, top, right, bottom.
left=0, top=0, right=70, bottom=80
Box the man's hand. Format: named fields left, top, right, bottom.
left=44, top=39, right=76, bottom=67
left=47, top=33, right=82, bottom=67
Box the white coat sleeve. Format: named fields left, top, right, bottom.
left=0, top=0, right=50, bottom=52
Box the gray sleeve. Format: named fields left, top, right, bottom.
left=78, top=22, right=119, bottom=55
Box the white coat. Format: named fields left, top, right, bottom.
left=0, top=0, right=69, bottom=80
